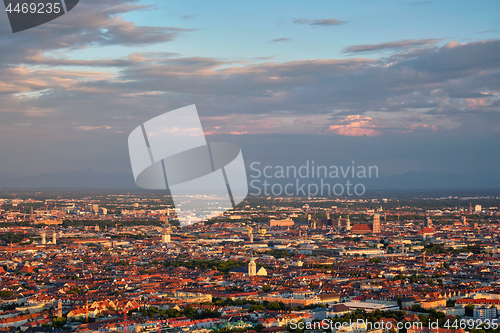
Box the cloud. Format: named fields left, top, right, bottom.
left=0, top=0, right=195, bottom=65
left=270, top=38, right=290, bottom=42
left=327, top=115, right=381, bottom=136
left=293, top=18, right=347, bottom=26
left=1, top=29, right=499, bottom=177
left=181, top=15, right=195, bottom=20
left=344, top=39, right=442, bottom=53
left=475, top=29, right=499, bottom=34
left=76, top=126, right=112, bottom=131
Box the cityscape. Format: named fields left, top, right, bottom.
left=0, top=190, right=499, bottom=332
left=1, top=0, right=499, bottom=332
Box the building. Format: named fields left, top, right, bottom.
left=259, top=291, right=320, bottom=307
left=327, top=304, right=350, bottom=317
left=419, top=298, right=447, bottom=309
left=317, top=292, right=341, bottom=305
left=441, top=307, right=465, bottom=317
left=57, top=300, right=62, bottom=318
left=248, top=227, right=254, bottom=243
left=456, top=298, right=500, bottom=310
left=34, top=219, right=62, bottom=225
left=86, top=204, right=99, bottom=214
left=473, top=306, right=497, bottom=320
left=351, top=224, right=372, bottom=235
left=248, top=257, right=257, bottom=276
left=372, top=213, right=381, bottom=234
left=162, top=227, right=171, bottom=244
left=417, top=227, right=435, bottom=239
left=269, top=219, right=294, bottom=227
left=342, top=302, right=400, bottom=313
left=340, top=248, right=384, bottom=256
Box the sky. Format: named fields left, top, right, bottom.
left=0, top=0, right=499, bottom=182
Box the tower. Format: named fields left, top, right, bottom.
left=52, top=230, right=56, bottom=245
left=462, top=216, right=467, bottom=225
left=248, top=227, right=253, bottom=243
left=57, top=299, right=62, bottom=318
left=248, top=257, right=257, bottom=276
left=372, top=213, right=381, bottom=234
left=30, top=206, right=33, bottom=220
left=162, top=227, right=171, bottom=244
left=41, top=231, right=46, bottom=245
left=346, top=216, right=351, bottom=231
left=426, top=217, right=433, bottom=228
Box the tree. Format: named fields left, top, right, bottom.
left=254, top=323, right=264, bottom=332
left=465, top=305, right=475, bottom=316
left=52, top=317, right=66, bottom=328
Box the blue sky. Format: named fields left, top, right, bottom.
left=0, top=0, right=499, bottom=181
left=65, top=0, right=500, bottom=64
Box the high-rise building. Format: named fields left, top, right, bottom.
left=86, top=204, right=99, bottom=214
left=372, top=213, right=381, bottom=234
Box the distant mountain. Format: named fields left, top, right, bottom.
left=0, top=169, right=498, bottom=190
left=0, top=169, right=137, bottom=189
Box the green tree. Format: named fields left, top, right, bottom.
left=52, top=317, right=66, bottom=328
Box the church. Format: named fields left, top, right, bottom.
left=350, top=213, right=381, bottom=235
left=229, top=257, right=267, bottom=276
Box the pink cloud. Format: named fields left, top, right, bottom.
left=327, top=115, right=381, bottom=136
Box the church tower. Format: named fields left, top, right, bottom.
left=248, top=257, right=257, bottom=276
left=372, top=213, right=381, bottom=234
left=248, top=226, right=254, bottom=243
